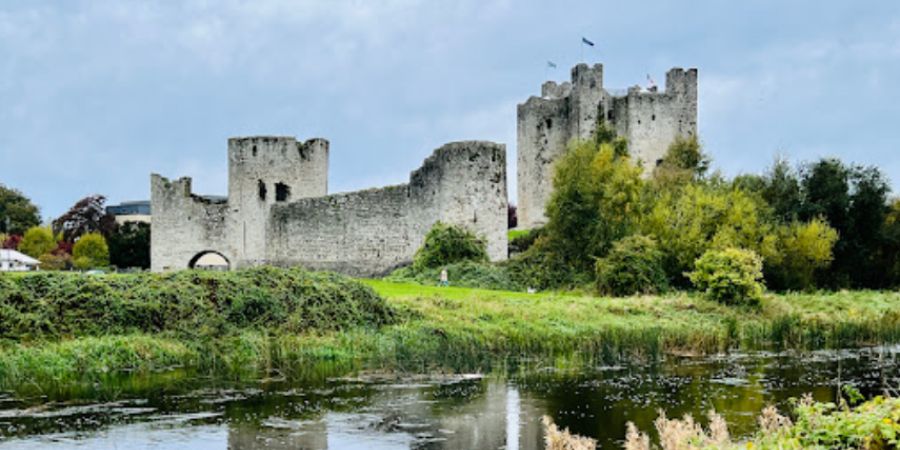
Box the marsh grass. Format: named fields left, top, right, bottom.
left=2, top=278, right=900, bottom=391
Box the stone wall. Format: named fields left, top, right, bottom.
left=267, top=141, right=508, bottom=276
left=226, top=136, right=328, bottom=265
left=611, top=68, right=698, bottom=168
left=150, top=175, right=232, bottom=271
left=151, top=138, right=507, bottom=276
left=516, top=62, right=697, bottom=229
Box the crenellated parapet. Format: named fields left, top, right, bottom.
left=517, top=62, right=698, bottom=229
left=151, top=136, right=508, bottom=275
left=267, top=141, right=507, bottom=276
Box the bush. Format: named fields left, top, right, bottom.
left=0, top=267, right=396, bottom=340
left=641, top=183, right=777, bottom=285
left=765, top=218, right=839, bottom=291
left=595, top=235, right=667, bottom=296
left=508, top=227, right=544, bottom=255
left=413, top=222, right=487, bottom=270
left=72, top=232, right=109, bottom=269
left=386, top=260, right=524, bottom=291
left=505, top=236, right=593, bottom=291
left=108, top=221, right=150, bottom=269
left=19, top=226, right=56, bottom=258
left=38, top=252, right=73, bottom=271
left=688, top=247, right=765, bottom=306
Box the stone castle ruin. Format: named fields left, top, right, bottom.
left=151, top=138, right=507, bottom=275
left=516, top=63, right=697, bottom=228
left=150, top=62, right=695, bottom=274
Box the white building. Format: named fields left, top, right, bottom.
left=0, top=249, right=40, bottom=272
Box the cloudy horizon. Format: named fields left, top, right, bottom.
left=2, top=0, right=899, bottom=219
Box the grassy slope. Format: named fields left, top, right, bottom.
left=2, top=281, right=900, bottom=389
left=366, top=281, right=900, bottom=353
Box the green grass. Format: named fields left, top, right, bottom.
left=507, top=229, right=531, bottom=241
left=2, top=279, right=900, bottom=392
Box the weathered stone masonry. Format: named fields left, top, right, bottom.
left=517, top=63, right=697, bottom=229
left=151, top=138, right=507, bottom=276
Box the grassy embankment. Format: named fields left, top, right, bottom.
left=1, top=269, right=900, bottom=390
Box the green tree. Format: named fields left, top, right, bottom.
left=761, top=157, right=802, bottom=223
left=640, top=183, right=777, bottom=284
left=19, top=226, right=56, bottom=258
left=688, top=247, right=765, bottom=306
left=595, top=234, right=667, bottom=296
left=844, top=166, right=891, bottom=287
left=543, top=136, right=644, bottom=274
left=52, top=194, right=116, bottom=242
left=798, top=159, right=892, bottom=288
left=0, top=184, right=41, bottom=235
left=765, top=218, right=839, bottom=291
left=72, top=232, right=110, bottom=270
left=881, top=199, right=900, bottom=287
left=652, top=135, right=710, bottom=185
left=413, top=222, right=487, bottom=270
left=107, top=222, right=150, bottom=269
left=800, top=158, right=851, bottom=233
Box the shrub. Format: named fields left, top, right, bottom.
left=2, top=234, right=22, bottom=250
left=19, top=226, right=56, bottom=258
left=386, top=260, right=524, bottom=291
left=72, top=232, right=109, bottom=269
left=38, top=252, right=73, bottom=271
left=506, top=235, right=592, bottom=291
left=765, top=218, right=839, bottom=291
left=595, top=235, right=667, bottom=296
left=0, top=267, right=396, bottom=339
left=641, top=183, right=777, bottom=285
left=108, top=221, right=150, bottom=269
left=413, top=222, right=487, bottom=270
left=688, top=247, right=765, bottom=306
left=508, top=227, right=544, bottom=255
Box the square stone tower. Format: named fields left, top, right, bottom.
left=516, top=62, right=697, bottom=229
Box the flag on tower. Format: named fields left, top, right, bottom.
left=547, top=61, right=557, bottom=69
left=581, top=37, right=595, bottom=47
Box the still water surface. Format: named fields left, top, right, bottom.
left=1, top=346, right=897, bottom=449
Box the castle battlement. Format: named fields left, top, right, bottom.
left=151, top=137, right=507, bottom=275
left=517, top=62, right=698, bottom=229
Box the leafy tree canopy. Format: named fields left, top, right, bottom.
left=0, top=184, right=41, bottom=235
left=53, top=195, right=117, bottom=242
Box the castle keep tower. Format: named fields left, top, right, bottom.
left=516, top=63, right=698, bottom=229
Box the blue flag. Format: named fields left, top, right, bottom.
left=547, top=61, right=557, bottom=68
left=582, top=37, right=595, bottom=47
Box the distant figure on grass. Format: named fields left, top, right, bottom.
left=439, top=268, right=449, bottom=287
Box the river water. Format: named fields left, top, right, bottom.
left=1, top=346, right=897, bottom=449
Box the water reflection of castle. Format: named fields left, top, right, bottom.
left=226, top=382, right=544, bottom=450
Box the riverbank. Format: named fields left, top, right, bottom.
left=2, top=273, right=900, bottom=392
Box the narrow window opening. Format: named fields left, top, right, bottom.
left=252, top=145, right=258, bottom=157
left=258, top=180, right=267, bottom=201
left=275, top=182, right=291, bottom=202
left=607, top=110, right=614, bottom=121
left=651, top=114, right=656, bottom=121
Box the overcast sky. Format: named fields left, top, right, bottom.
left=2, top=0, right=899, bottom=219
